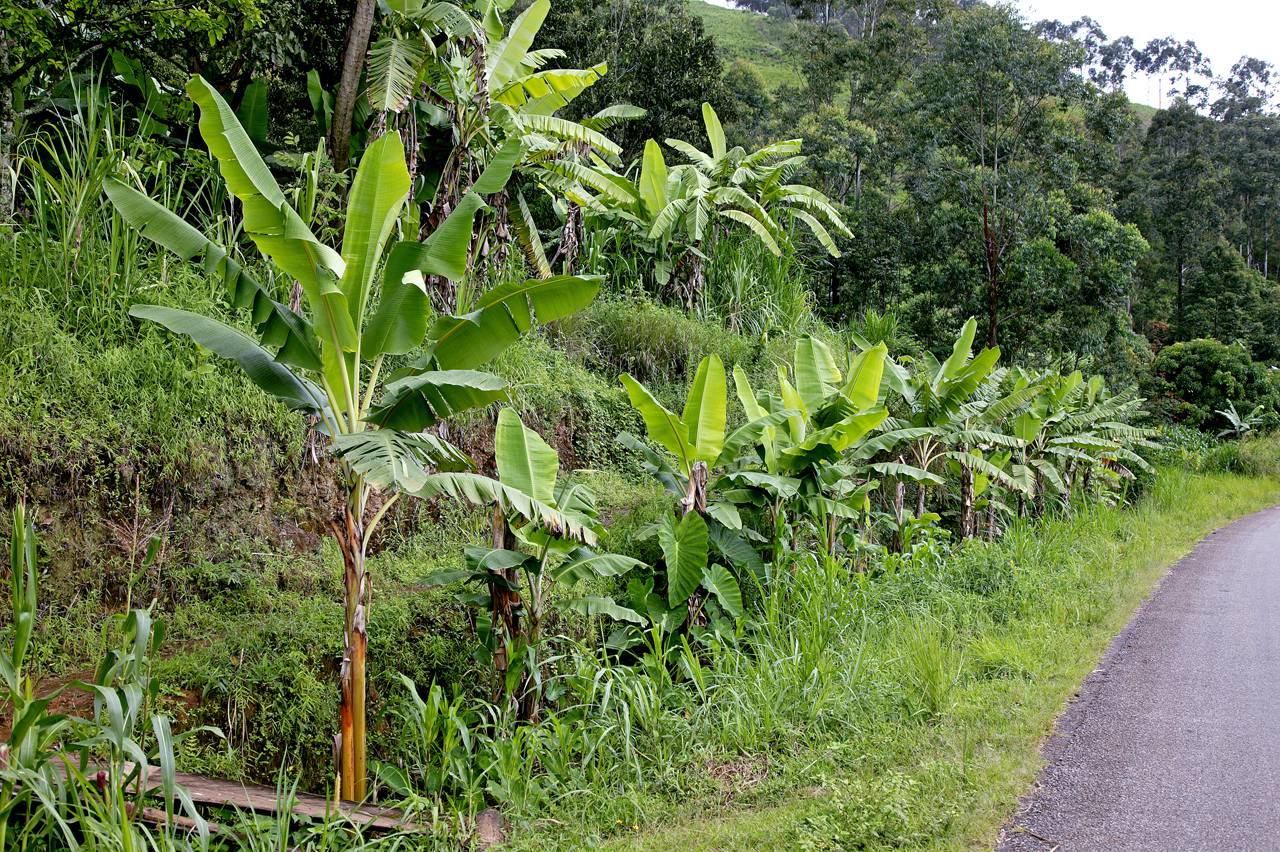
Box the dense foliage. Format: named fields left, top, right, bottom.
left=3, top=0, right=1280, bottom=848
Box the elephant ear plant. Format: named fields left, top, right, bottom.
left=104, top=76, right=600, bottom=800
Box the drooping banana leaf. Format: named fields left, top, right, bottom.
left=425, top=274, right=602, bottom=370
left=129, top=305, right=323, bottom=413
left=366, top=370, right=508, bottom=430
left=414, top=473, right=597, bottom=545
left=331, top=430, right=472, bottom=492
left=103, top=177, right=321, bottom=371
left=560, top=595, right=645, bottom=625
left=551, top=549, right=644, bottom=585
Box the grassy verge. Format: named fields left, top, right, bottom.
left=509, top=468, right=1279, bottom=850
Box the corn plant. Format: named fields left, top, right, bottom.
left=105, top=76, right=599, bottom=800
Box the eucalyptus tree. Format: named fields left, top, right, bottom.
left=105, top=77, right=599, bottom=800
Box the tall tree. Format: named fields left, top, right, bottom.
left=329, top=0, right=377, bottom=171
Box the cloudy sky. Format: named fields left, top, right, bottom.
left=1016, top=0, right=1280, bottom=106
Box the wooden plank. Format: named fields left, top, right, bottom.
left=57, top=759, right=415, bottom=832
left=156, top=768, right=413, bottom=832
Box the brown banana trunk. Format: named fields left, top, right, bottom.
left=489, top=507, right=533, bottom=719
left=683, top=462, right=709, bottom=625
left=333, top=503, right=369, bottom=801
left=959, top=464, right=974, bottom=538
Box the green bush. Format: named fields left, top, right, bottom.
left=1143, top=338, right=1276, bottom=429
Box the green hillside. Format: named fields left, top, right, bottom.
left=688, top=0, right=804, bottom=91
left=690, top=0, right=1160, bottom=124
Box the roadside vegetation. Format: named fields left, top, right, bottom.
left=3, top=0, right=1280, bottom=849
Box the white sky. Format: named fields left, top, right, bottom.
left=1017, top=0, right=1280, bottom=106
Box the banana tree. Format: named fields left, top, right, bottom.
left=619, top=354, right=792, bottom=622
left=730, top=336, right=890, bottom=564
left=569, top=104, right=851, bottom=308
left=1010, top=371, right=1156, bottom=513
left=869, top=318, right=1011, bottom=529
left=366, top=0, right=626, bottom=298
left=105, top=76, right=599, bottom=800
left=421, top=408, right=643, bottom=720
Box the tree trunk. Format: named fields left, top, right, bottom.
left=682, top=462, right=709, bottom=626
left=333, top=503, right=369, bottom=801
left=329, top=0, right=378, bottom=172
left=0, top=57, right=14, bottom=222
left=983, top=203, right=1001, bottom=348
left=959, top=464, right=974, bottom=538
left=915, top=482, right=926, bottom=519
left=489, top=506, right=523, bottom=713
left=677, top=248, right=705, bottom=312
left=554, top=202, right=582, bottom=274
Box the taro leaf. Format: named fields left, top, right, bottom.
left=658, top=512, right=708, bottom=607
left=701, top=563, right=743, bottom=619
left=707, top=523, right=764, bottom=578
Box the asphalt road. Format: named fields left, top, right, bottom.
left=999, top=505, right=1280, bottom=851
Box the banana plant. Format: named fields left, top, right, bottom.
left=570, top=103, right=851, bottom=308
left=367, top=0, right=626, bottom=298
left=619, top=354, right=792, bottom=621
left=731, top=336, right=890, bottom=564
left=422, top=408, right=643, bottom=721
left=1010, top=371, right=1157, bottom=513
left=105, top=76, right=599, bottom=800
left=867, top=318, right=1010, bottom=529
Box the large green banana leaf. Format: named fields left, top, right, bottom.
left=331, top=430, right=472, bottom=492
left=366, top=370, right=508, bottom=431
left=495, top=408, right=558, bottom=504
left=339, top=131, right=411, bottom=326
left=103, top=177, right=321, bottom=371
left=682, top=354, right=727, bottom=464
left=415, top=472, right=597, bottom=545
left=426, top=274, right=602, bottom=370
left=129, top=305, right=322, bottom=412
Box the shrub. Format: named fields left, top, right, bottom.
left=1143, top=338, right=1275, bottom=429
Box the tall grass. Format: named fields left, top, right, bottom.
left=701, top=236, right=816, bottom=339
